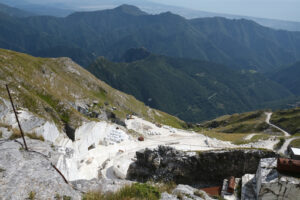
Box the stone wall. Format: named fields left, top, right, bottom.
left=127, top=146, right=278, bottom=187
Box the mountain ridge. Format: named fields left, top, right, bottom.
left=0, top=5, right=300, bottom=70
left=0, top=2, right=33, bottom=17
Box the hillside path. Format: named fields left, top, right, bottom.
left=265, top=112, right=290, bottom=137
left=278, top=137, right=300, bottom=154
left=265, top=112, right=300, bottom=154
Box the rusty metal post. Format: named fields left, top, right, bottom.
left=51, top=163, right=69, bottom=184
left=5, top=84, right=28, bottom=151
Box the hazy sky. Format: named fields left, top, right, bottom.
left=23, top=0, right=300, bottom=22
left=149, top=0, right=300, bottom=22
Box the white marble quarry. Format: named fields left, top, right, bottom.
left=0, top=140, right=81, bottom=200
left=256, top=158, right=300, bottom=200
left=241, top=174, right=256, bottom=200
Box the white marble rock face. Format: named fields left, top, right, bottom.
left=0, top=140, right=81, bottom=200
left=256, top=158, right=300, bottom=200
left=241, top=174, right=256, bottom=200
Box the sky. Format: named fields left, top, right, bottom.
left=21, top=0, right=300, bottom=22
left=149, top=0, right=300, bottom=22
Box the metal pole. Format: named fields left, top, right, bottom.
left=5, top=84, right=28, bottom=151
left=51, top=163, right=69, bottom=184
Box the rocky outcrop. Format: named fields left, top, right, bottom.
left=160, top=184, right=213, bottom=200
left=127, top=146, right=278, bottom=187
left=241, top=174, right=256, bottom=200
left=0, top=139, right=81, bottom=200
left=256, top=158, right=300, bottom=200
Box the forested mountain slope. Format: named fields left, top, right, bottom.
left=87, top=50, right=293, bottom=122
left=0, top=5, right=300, bottom=70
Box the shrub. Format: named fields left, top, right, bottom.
left=82, top=183, right=161, bottom=200
left=0, top=130, right=2, bottom=138
left=54, top=194, right=60, bottom=200
left=63, top=196, right=71, bottom=200
left=28, top=191, right=36, bottom=200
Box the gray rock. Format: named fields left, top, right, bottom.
left=71, top=178, right=133, bottom=194
left=0, top=98, right=10, bottom=120
left=0, top=127, right=11, bottom=139
left=0, top=139, right=81, bottom=200
left=127, top=146, right=278, bottom=187
left=241, top=174, right=256, bottom=200
left=160, top=192, right=178, bottom=200
left=172, top=184, right=213, bottom=200
left=256, top=158, right=300, bottom=200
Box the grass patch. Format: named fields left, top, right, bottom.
left=37, top=92, right=70, bottom=123
left=271, top=108, right=300, bottom=135
left=0, top=130, right=2, bottom=138
left=63, top=196, right=71, bottom=200
left=203, top=131, right=246, bottom=143
left=54, top=194, right=61, bottom=200
left=9, top=128, right=22, bottom=140
left=292, top=133, right=300, bottom=137
left=220, top=122, right=269, bottom=134
left=0, top=122, right=12, bottom=130
left=8, top=129, right=45, bottom=141
left=82, top=183, right=161, bottom=200
left=251, top=134, right=270, bottom=141
left=0, top=168, right=5, bottom=173
left=28, top=191, right=36, bottom=200
left=26, top=132, right=45, bottom=141
left=156, top=182, right=176, bottom=194
left=21, top=92, right=39, bottom=113
left=234, top=134, right=271, bottom=145
left=290, top=138, right=300, bottom=148
left=200, top=111, right=266, bottom=130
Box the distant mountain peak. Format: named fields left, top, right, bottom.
left=113, top=4, right=147, bottom=16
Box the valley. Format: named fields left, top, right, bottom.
left=88, top=50, right=294, bottom=122
left=0, top=2, right=299, bottom=199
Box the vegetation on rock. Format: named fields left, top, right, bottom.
left=82, top=183, right=161, bottom=200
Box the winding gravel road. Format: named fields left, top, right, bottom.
left=265, top=112, right=300, bottom=154
left=265, top=112, right=290, bottom=137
